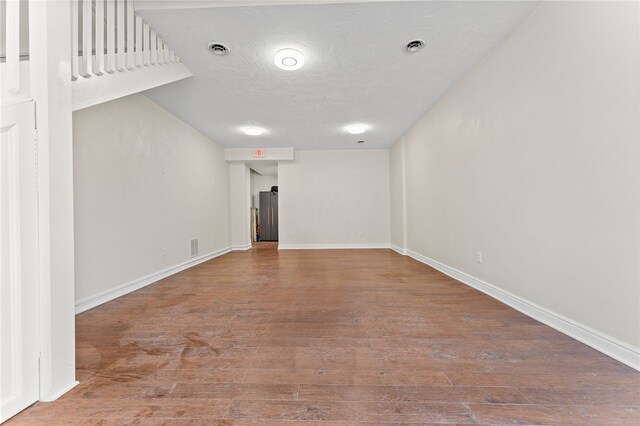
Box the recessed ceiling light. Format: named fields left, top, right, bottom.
left=404, top=39, right=425, bottom=53
left=243, top=126, right=266, bottom=136
left=346, top=124, right=367, bottom=135
left=274, top=48, right=304, bottom=71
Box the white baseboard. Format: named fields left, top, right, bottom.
left=75, top=247, right=232, bottom=314
left=278, top=243, right=391, bottom=250
left=40, top=380, right=79, bottom=402
left=404, top=249, right=640, bottom=371
left=390, top=244, right=407, bottom=255
left=231, top=243, right=252, bottom=251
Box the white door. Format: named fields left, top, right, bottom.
left=0, top=101, right=39, bottom=422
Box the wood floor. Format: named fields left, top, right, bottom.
left=9, top=245, right=640, bottom=425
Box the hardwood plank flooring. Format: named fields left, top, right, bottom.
left=8, top=244, right=640, bottom=424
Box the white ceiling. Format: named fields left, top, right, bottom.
left=139, top=1, right=538, bottom=149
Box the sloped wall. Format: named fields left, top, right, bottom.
left=73, top=93, right=230, bottom=307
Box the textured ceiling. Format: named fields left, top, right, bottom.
left=139, top=1, right=538, bottom=149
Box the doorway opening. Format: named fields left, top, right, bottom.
left=248, top=161, right=278, bottom=245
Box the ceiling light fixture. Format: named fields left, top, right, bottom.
left=346, top=124, right=367, bottom=135
left=243, top=126, right=266, bottom=136
left=274, top=48, right=305, bottom=71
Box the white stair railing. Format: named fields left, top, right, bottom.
left=2, top=0, right=23, bottom=93
left=70, top=0, right=181, bottom=81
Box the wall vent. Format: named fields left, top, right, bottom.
left=190, top=238, right=199, bottom=257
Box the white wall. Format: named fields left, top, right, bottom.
left=228, top=162, right=251, bottom=249
left=392, top=1, right=639, bottom=364
left=73, top=93, right=230, bottom=304
left=389, top=139, right=405, bottom=250
left=250, top=170, right=278, bottom=209
left=279, top=150, right=390, bottom=248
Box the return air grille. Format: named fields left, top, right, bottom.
left=190, top=238, right=199, bottom=257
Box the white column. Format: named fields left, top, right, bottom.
left=29, top=0, right=78, bottom=402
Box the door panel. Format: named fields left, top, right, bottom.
left=1, top=101, right=39, bottom=422
left=259, top=192, right=270, bottom=241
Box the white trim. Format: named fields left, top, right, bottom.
left=390, top=244, right=407, bottom=255
left=75, top=247, right=232, bottom=314
left=278, top=243, right=390, bottom=250
left=40, top=380, right=79, bottom=402
left=404, top=249, right=640, bottom=371
left=232, top=243, right=252, bottom=250
left=71, top=61, right=192, bottom=111
left=224, top=147, right=294, bottom=162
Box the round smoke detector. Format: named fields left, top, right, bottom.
left=208, top=41, right=230, bottom=56
left=403, top=39, right=425, bottom=52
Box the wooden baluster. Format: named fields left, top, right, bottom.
left=106, top=0, right=115, bottom=72
left=163, top=40, right=170, bottom=64
left=150, top=30, right=157, bottom=65
left=143, top=22, right=150, bottom=66
left=93, top=0, right=104, bottom=75
left=135, top=15, right=142, bottom=67
left=116, top=0, right=125, bottom=70
left=126, top=0, right=134, bottom=69
left=81, top=0, right=92, bottom=77
left=71, top=0, right=80, bottom=80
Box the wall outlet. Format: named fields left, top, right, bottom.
left=476, top=252, right=483, bottom=263
left=162, top=247, right=167, bottom=257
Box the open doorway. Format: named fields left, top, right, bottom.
left=248, top=161, right=278, bottom=244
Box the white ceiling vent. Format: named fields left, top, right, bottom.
left=403, top=39, right=425, bottom=52
left=208, top=41, right=230, bottom=56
